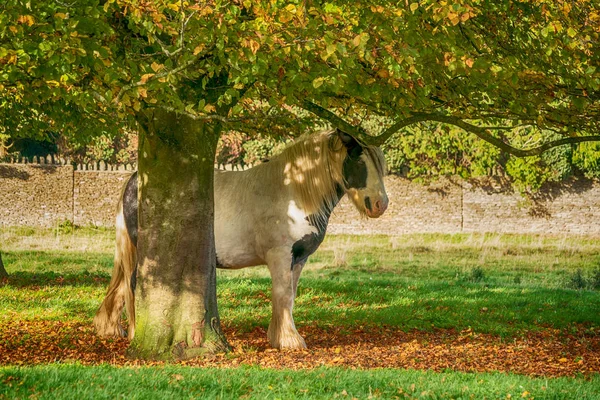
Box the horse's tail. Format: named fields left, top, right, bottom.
left=93, top=195, right=137, bottom=339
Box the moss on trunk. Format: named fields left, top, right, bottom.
left=128, top=108, right=228, bottom=360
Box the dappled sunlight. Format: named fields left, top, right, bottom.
left=277, top=133, right=344, bottom=216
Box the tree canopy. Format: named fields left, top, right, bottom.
left=1, top=0, right=599, bottom=150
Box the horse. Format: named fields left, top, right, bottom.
left=94, top=129, right=389, bottom=349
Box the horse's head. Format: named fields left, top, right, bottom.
left=337, top=131, right=389, bottom=218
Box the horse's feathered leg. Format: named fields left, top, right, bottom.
left=291, top=261, right=305, bottom=299
left=93, top=201, right=135, bottom=338
left=265, top=247, right=306, bottom=349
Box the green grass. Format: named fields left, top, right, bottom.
left=1, top=365, right=599, bottom=399
left=2, top=229, right=600, bottom=335
left=1, top=228, right=600, bottom=398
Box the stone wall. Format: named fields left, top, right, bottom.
left=462, top=179, right=600, bottom=235
left=73, top=170, right=132, bottom=226
left=328, top=177, right=463, bottom=235
left=0, top=163, right=73, bottom=227
left=2, top=160, right=600, bottom=235
left=0, top=160, right=135, bottom=228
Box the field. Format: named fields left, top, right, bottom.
left=1, top=226, right=599, bottom=399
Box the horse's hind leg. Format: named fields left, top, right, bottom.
left=266, top=247, right=306, bottom=349
left=94, top=204, right=136, bottom=338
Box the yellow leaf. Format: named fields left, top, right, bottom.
left=521, top=391, right=530, bottom=398
left=377, top=69, right=389, bottom=78
left=552, top=21, right=563, bottom=33
left=171, top=374, right=184, bottom=381
left=410, top=3, right=419, bottom=12
left=246, top=39, right=260, bottom=55
left=167, top=2, right=179, bottom=12
left=151, top=62, right=164, bottom=73
left=140, top=73, right=154, bottom=84
left=193, top=44, right=205, bottom=55
left=559, top=357, right=568, bottom=362
left=203, top=104, right=216, bottom=113
left=46, top=80, right=60, bottom=88
left=17, top=15, right=34, bottom=26
left=138, top=87, right=148, bottom=98
left=54, top=13, right=68, bottom=19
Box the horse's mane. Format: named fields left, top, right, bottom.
left=258, top=130, right=386, bottom=218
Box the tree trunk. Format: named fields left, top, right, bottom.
left=127, top=108, right=228, bottom=360
left=0, top=252, right=8, bottom=279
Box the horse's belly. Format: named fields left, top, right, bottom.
left=214, top=230, right=264, bottom=269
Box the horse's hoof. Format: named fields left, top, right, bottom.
left=269, top=331, right=307, bottom=350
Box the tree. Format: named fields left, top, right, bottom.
left=0, top=252, right=7, bottom=279
left=1, top=0, right=598, bottom=359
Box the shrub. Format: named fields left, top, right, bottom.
left=568, top=269, right=587, bottom=290
left=589, top=268, right=600, bottom=290
left=470, top=267, right=485, bottom=282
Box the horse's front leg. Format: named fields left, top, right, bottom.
left=265, top=247, right=306, bottom=349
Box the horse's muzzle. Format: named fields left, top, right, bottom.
left=365, top=196, right=388, bottom=218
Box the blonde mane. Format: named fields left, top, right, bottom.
left=256, top=130, right=386, bottom=217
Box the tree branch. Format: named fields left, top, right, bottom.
left=114, top=49, right=213, bottom=105
left=411, top=113, right=600, bottom=157
left=301, top=100, right=600, bottom=157
left=300, top=99, right=369, bottom=139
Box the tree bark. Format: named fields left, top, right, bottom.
left=127, top=108, right=228, bottom=360
left=0, top=252, right=8, bottom=279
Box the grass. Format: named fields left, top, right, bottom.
left=2, top=365, right=600, bottom=400
left=1, top=227, right=600, bottom=398
left=2, top=228, right=600, bottom=334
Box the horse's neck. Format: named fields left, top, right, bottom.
left=305, top=183, right=345, bottom=228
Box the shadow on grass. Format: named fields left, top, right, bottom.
left=218, top=275, right=600, bottom=336
left=4, top=271, right=110, bottom=288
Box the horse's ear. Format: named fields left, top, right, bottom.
left=336, top=129, right=358, bottom=148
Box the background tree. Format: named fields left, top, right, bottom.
left=1, top=0, right=598, bottom=359
left=0, top=253, right=7, bottom=280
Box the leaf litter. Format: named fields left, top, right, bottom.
left=1, top=320, right=598, bottom=377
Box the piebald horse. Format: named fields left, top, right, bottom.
left=94, top=129, right=389, bottom=349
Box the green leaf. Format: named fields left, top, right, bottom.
left=312, top=77, right=325, bottom=88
